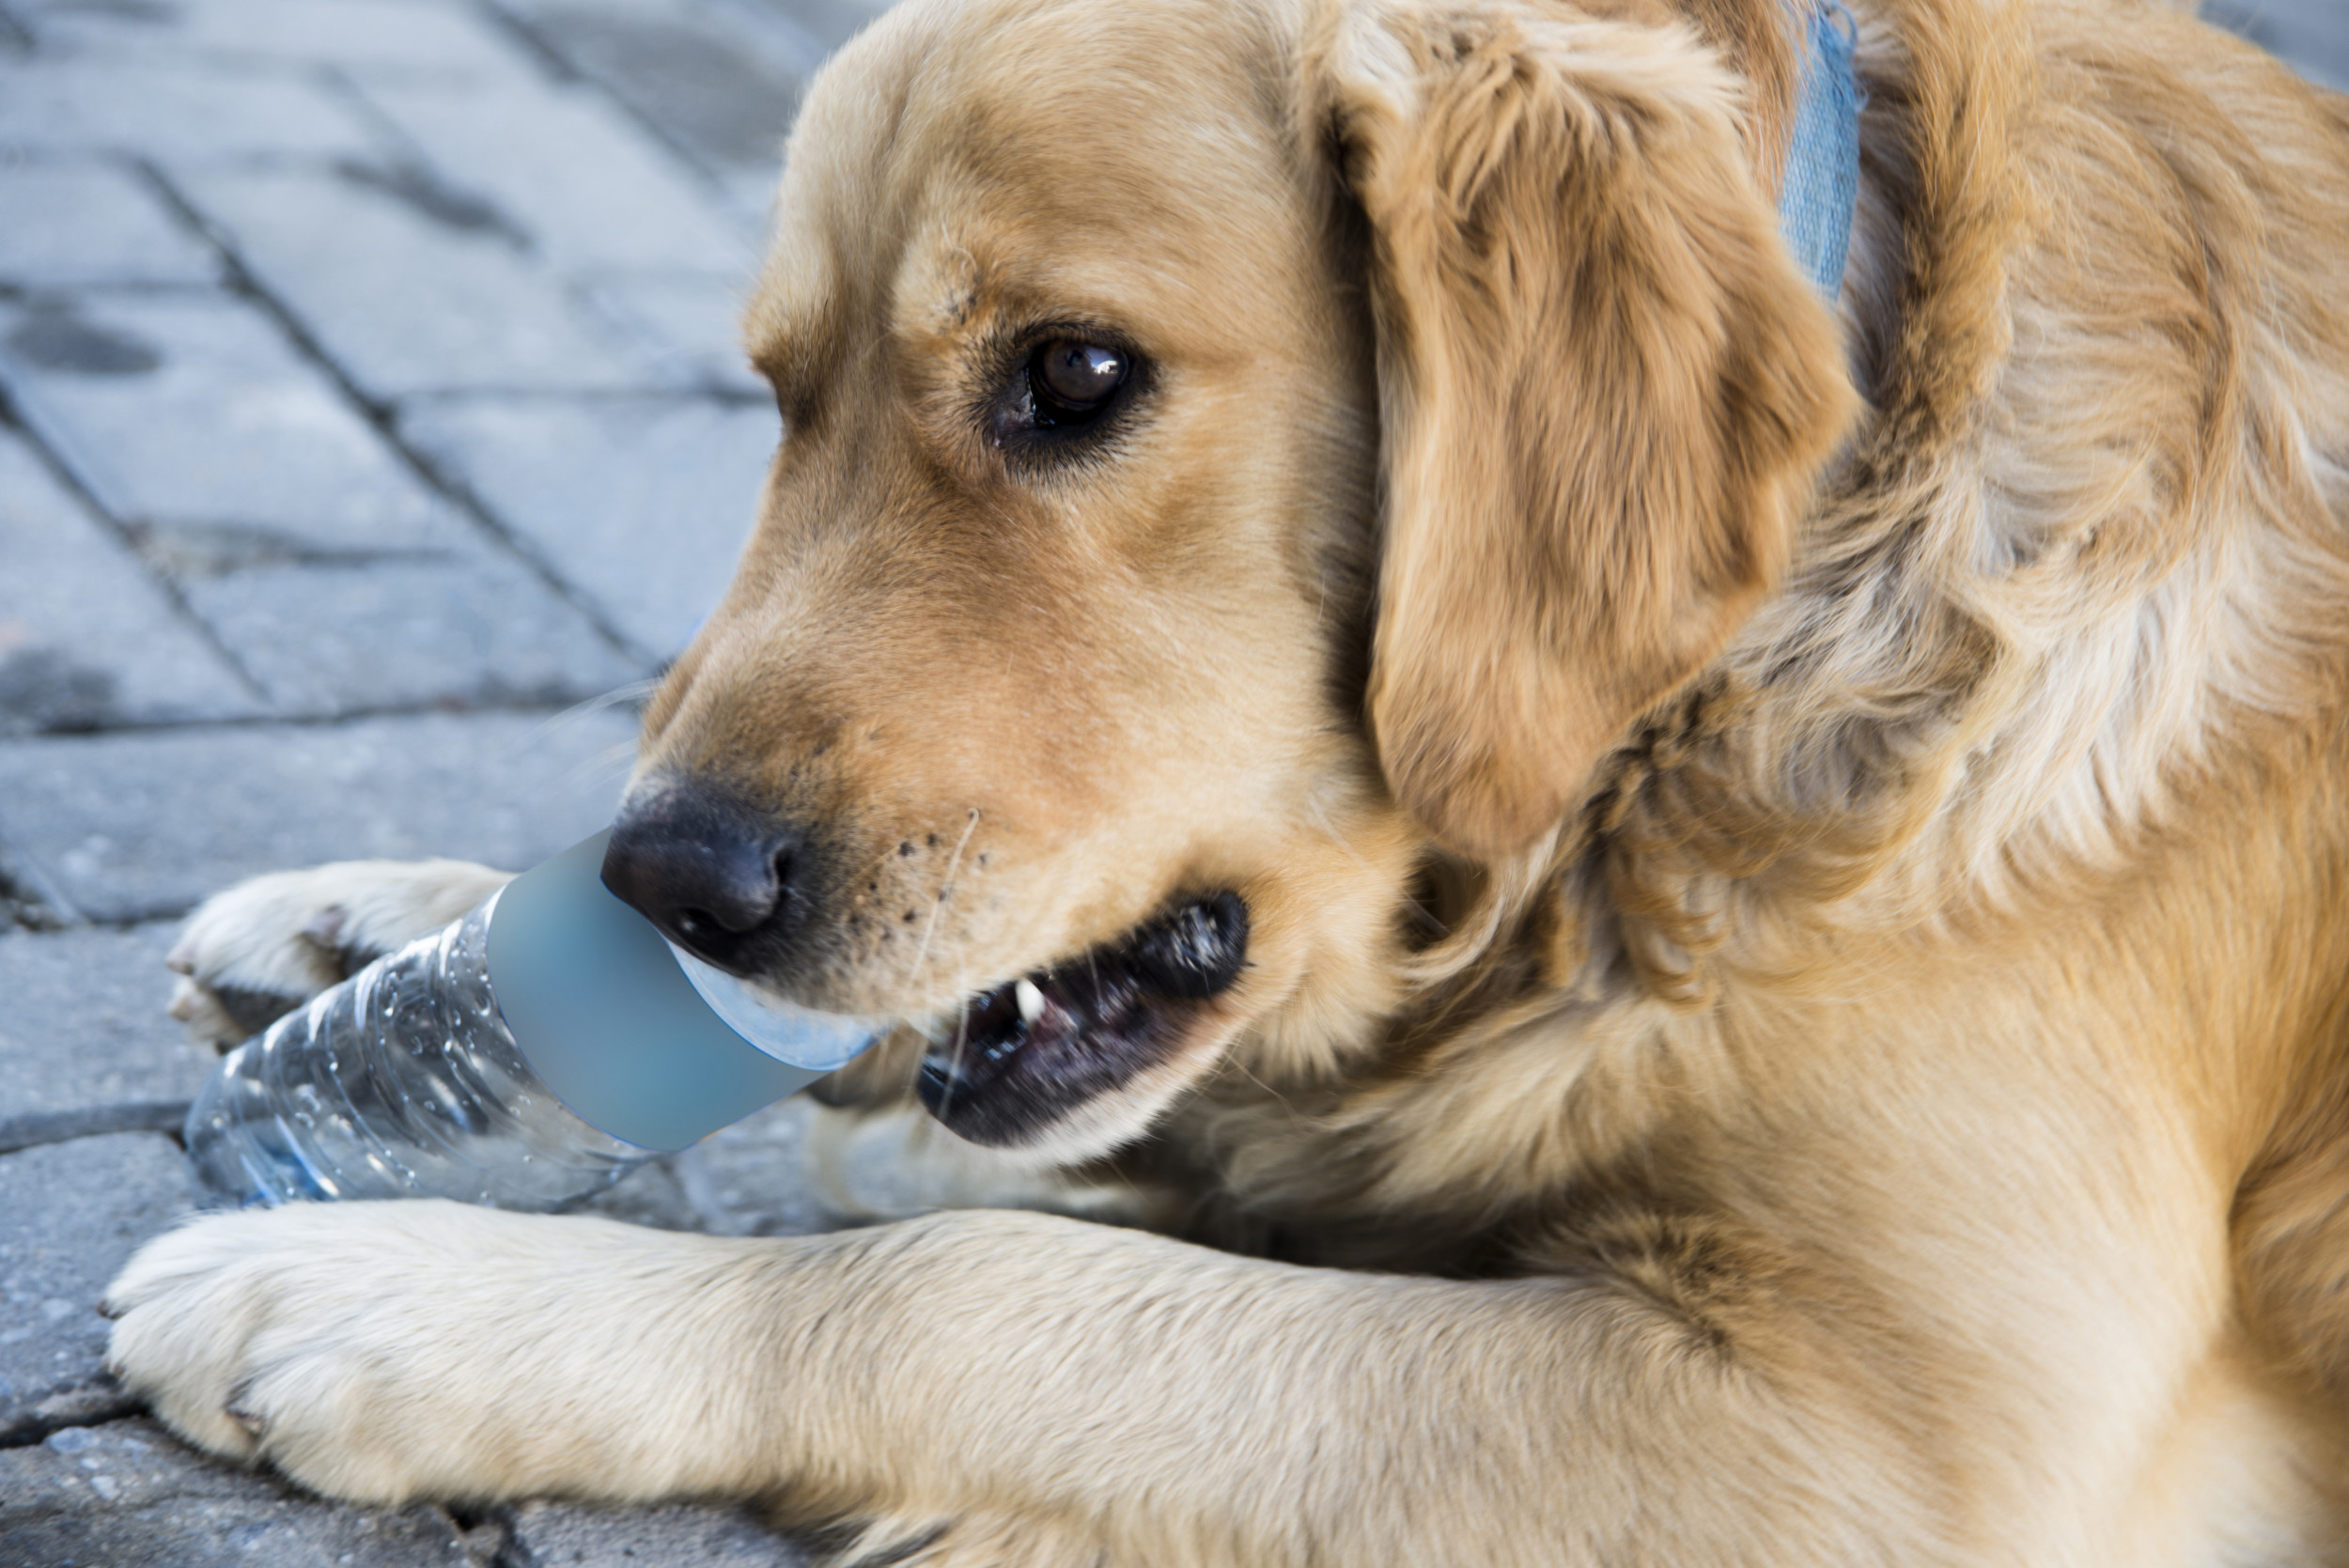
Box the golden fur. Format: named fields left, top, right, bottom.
left=111, top=0, right=2349, bottom=1560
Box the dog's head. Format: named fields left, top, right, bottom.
left=606, top=0, right=1854, bottom=1159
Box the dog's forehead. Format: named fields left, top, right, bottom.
left=748, top=0, right=1304, bottom=364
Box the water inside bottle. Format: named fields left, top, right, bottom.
left=184, top=898, right=653, bottom=1210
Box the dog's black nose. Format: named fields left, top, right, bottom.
left=600, top=784, right=805, bottom=971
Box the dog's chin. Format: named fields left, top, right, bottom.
left=915, top=892, right=1250, bottom=1153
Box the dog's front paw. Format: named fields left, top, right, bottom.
left=165, top=860, right=512, bottom=1048
left=104, top=1203, right=769, bottom=1506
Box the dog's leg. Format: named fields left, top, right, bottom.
left=106, top=1200, right=1930, bottom=1565
left=164, top=861, right=513, bottom=1048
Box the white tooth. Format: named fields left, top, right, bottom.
left=1015, top=978, right=1047, bottom=1024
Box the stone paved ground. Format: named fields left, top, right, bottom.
left=0, top=0, right=2342, bottom=1564
left=0, top=0, right=884, bottom=1559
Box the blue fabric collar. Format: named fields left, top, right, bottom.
left=1777, top=1, right=1863, bottom=299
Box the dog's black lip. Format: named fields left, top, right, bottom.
left=917, top=891, right=1248, bottom=1147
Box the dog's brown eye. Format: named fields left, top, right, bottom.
left=1031, top=339, right=1126, bottom=419
left=991, top=334, right=1140, bottom=453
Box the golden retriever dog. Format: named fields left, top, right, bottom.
left=105, top=0, right=2349, bottom=1560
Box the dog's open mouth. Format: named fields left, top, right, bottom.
left=917, top=892, right=1250, bottom=1147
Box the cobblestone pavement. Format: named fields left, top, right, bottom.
left=0, top=0, right=2342, bottom=1563
left=0, top=0, right=883, bottom=1558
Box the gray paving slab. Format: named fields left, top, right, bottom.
left=356, top=72, right=760, bottom=272
left=0, top=1134, right=190, bottom=1444
left=0, top=924, right=212, bottom=1155
left=502, top=1498, right=809, bottom=1567
left=0, top=0, right=891, bottom=1560
left=575, top=1094, right=955, bottom=1242
left=0, top=294, right=637, bottom=715
left=0, top=163, right=218, bottom=287
left=178, top=164, right=668, bottom=397
left=400, top=396, right=774, bottom=658
left=0, top=58, right=386, bottom=164
left=0, top=706, right=642, bottom=922
left=505, top=0, right=817, bottom=176
left=0, top=1418, right=488, bottom=1568
left=569, top=1099, right=894, bottom=1238
left=23, top=0, right=534, bottom=82
left=179, top=556, right=642, bottom=715
left=626, top=1096, right=1066, bottom=1241
left=0, top=427, right=265, bottom=735
left=583, top=272, right=765, bottom=396
left=669, top=1098, right=833, bottom=1237
left=765, top=0, right=895, bottom=54
left=0, top=846, right=69, bottom=933
left=573, top=1152, right=702, bottom=1231
left=2213, top=0, right=2349, bottom=90
left=0, top=291, right=469, bottom=551
left=561, top=1103, right=835, bottom=1236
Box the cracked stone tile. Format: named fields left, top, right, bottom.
left=0, top=428, right=263, bottom=735
left=0, top=707, right=640, bottom=923
left=504, top=0, right=816, bottom=177
left=0, top=291, right=471, bottom=552
left=177, top=164, right=666, bottom=396
left=0, top=1133, right=191, bottom=1443
left=0, top=923, right=212, bottom=1155
left=0, top=294, right=636, bottom=713
left=0, top=57, right=386, bottom=164
left=1, top=1418, right=490, bottom=1567
left=19, top=0, right=534, bottom=81
left=0, top=595, right=241, bottom=737
left=356, top=71, right=761, bottom=272
left=399, top=396, right=773, bottom=660
left=0, top=162, right=218, bottom=287
left=178, top=555, right=643, bottom=716
left=582, top=272, right=765, bottom=396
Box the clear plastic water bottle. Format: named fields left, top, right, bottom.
left=183, top=833, right=885, bottom=1211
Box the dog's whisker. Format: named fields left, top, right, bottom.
left=1302, top=788, right=1446, bottom=937
left=521, top=682, right=661, bottom=777
left=1304, top=791, right=1375, bottom=871
left=555, top=679, right=661, bottom=722
left=538, top=740, right=644, bottom=801
left=1222, top=1054, right=1307, bottom=1128
left=942, top=994, right=970, bottom=1115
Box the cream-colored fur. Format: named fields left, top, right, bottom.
left=115, top=0, right=2349, bottom=1560
left=164, top=859, right=512, bottom=1048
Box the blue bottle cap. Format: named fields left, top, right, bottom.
left=483, top=831, right=881, bottom=1152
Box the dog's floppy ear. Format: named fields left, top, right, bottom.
left=1315, top=0, right=1857, bottom=858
